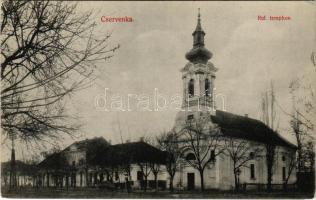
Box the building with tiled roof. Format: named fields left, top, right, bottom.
left=36, top=138, right=168, bottom=190
left=172, top=10, right=297, bottom=191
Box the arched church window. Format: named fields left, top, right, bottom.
left=205, top=78, right=210, bottom=96
left=186, top=153, right=196, bottom=161
left=188, top=79, right=194, bottom=97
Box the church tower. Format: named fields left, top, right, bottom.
left=174, top=9, right=218, bottom=131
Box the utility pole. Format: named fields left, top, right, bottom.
left=9, top=132, right=17, bottom=189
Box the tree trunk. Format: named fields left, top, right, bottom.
left=169, top=175, right=174, bottom=192
left=199, top=170, right=205, bottom=191
left=66, top=175, right=69, bottom=191
left=234, top=171, right=238, bottom=191
left=9, top=147, right=16, bottom=189
left=267, top=164, right=272, bottom=192
left=266, top=145, right=275, bottom=192
left=144, top=176, right=147, bottom=192
left=154, top=174, right=158, bottom=191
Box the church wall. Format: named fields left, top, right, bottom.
left=174, top=138, right=297, bottom=191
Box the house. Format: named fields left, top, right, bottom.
left=37, top=137, right=110, bottom=188
left=94, top=141, right=168, bottom=190
left=37, top=138, right=168, bottom=190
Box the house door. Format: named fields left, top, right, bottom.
left=187, top=173, right=195, bottom=190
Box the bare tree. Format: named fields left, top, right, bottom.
left=149, top=162, right=160, bottom=191
left=290, top=111, right=304, bottom=172
left=289, top=75, right=315, bottom=173
left=261, top=81, right=278, bottom=192
left=1, top=0, right=119, bottom=142
left=142, top=135, right=162, bottom=191
left=283, top=152, right=296, bottom=189
left=181, top=117, right=223, bottom=191
left=1, top=0, right=118, bottom=187
left=157, top=130, right=181, bottom=192
left=289, top=72, right=316, bottom=134
left=137, top=162, right=151, bottom=192
left=223, top=136, right=262, bottom=191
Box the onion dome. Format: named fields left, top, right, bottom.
left=185, top=9, right=212, bottom=64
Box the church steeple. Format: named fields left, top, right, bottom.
left=185, top=9, right=212, bottom=64
left=193, top=8, right=204, bottom=47
left=173, top=9, right=217, bottom=132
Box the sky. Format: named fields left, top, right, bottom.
left=2, top=1, right=315, bottom=162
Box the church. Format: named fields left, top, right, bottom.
left=171, top=10, right=297, bottom=190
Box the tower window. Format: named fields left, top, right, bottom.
left=282, top=155, right=286, bottom=161
left=205, top=78, right=210, bottom=96
left=188, top=79, right=194, bottom=97
left=250, top=164, right=255, bottom=179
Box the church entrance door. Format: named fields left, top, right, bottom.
left=187, top=173, right=195, bottom=190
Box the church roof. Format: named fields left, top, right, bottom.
left=211, top=110, right=296, bottom=149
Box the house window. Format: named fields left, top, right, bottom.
left=187, top=114, right=194, bottom=120
left=282, top=155, right=286, bottom=161
left=250, top=164, right=255, bottom=179
left=137, top=171, right=143, bottom=181
left=210, top=150, right=215, bottom=161
left=205, top=78, right=210, bottom=96
left=282, top=167, right=286, bottom=181
left=186, top=153, right=196, bottom=161
left=188, top=79, right=194, bottom=97
left=79, top=159, right=84, bottom=165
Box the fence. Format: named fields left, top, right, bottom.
left=241, top=183, right=297, bottom=192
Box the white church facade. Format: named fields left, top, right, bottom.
left=170, top=10, right=297, bottom=191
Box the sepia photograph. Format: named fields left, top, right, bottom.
left=1, top=1, right=315, bottom=199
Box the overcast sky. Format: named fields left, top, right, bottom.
left=2, top=1, right=315, bottom=161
